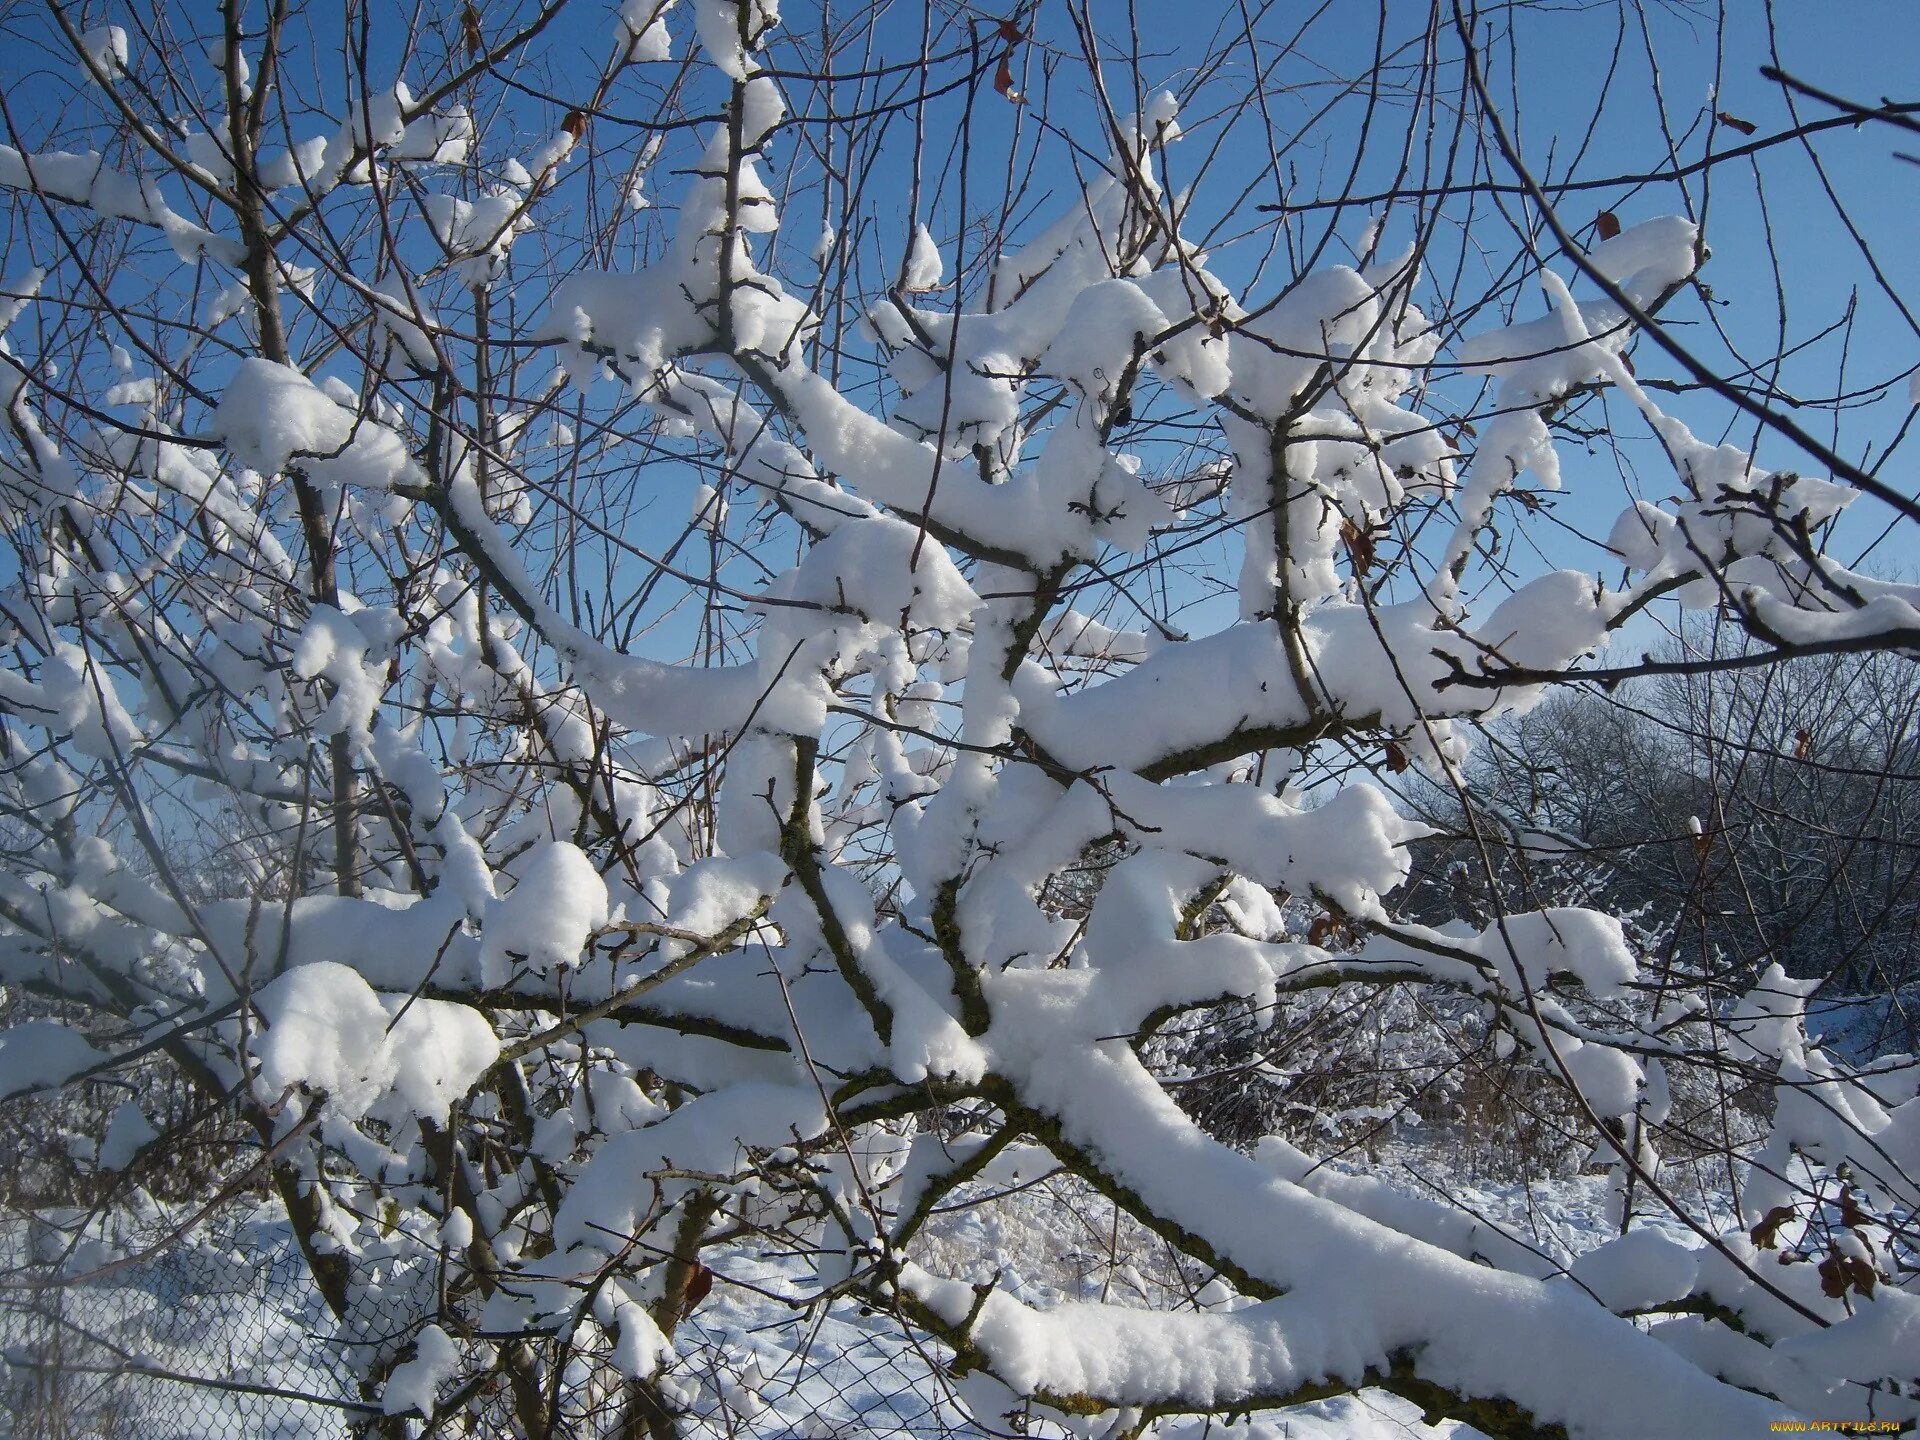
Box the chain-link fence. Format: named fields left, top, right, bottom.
left=0, top=1208, right=984, bottom=1440
left=3, top=1209, right=410, bottom=1437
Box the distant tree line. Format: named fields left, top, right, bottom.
left=1403, top=625, right=1920, bottom=1040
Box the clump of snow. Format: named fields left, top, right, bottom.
left=903, top=223, right=943, bottom=291
left=690, top=480, right=728, bottom=531
left=1497, top=907, right=1638, bottom=999
left=1568, top=1228, right=1701, bottom=1312
left=1586, top=215, right=1699, bottom=301
left=609, top=1300, right=673, bottom=1379
left=0, top=145, right=239, bottom=262
left=253, top=962, right=398, bottom=1119
left=692, top=0, right=767, bottom=80
left=289, top=603, right=391, bottom=740
left=1559, top=1039, right=1643, bottom=1117
left=79, top=25, right=130, bottom=77
left=385, top=995, right=504, bottom=1124
left=740, top=74, right=784, bottom=146
left=1042, top=279, right=1167, bottom=407
left=382, top=1322, right=461, bottom=1415
left=253, top=962, right=499, bottom=1123
left=0, top=1020, right=103, bottom=1099
left=423, top=189, right=526, bottom=284
left=369, top=276, right=440, bottom=372
left=622, top=0, right=676, bottom=60
left=98, top=1101, right=159, bottom=1169
left=212, top=359, right=424, bottom=490
left=1142, top=89, right=1182, bottom=142
left=478, top=841, right=610, bottom=982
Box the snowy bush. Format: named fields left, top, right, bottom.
left=1, top=1, right=1917, bottom=1435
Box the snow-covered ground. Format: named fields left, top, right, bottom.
left=0, top=1207, right=359, bottom=1438
left=1, top=1156, right=1707, bottom=1440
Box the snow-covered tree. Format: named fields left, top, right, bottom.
left=2, top=1, right=1917, bottom=1434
